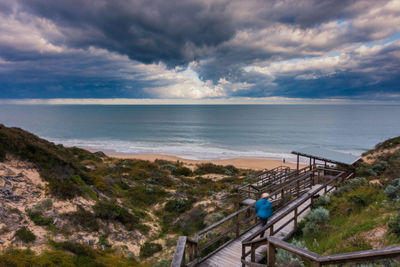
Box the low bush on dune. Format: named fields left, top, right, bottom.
left=172, top=166, right=193, bottom=176
left=140, top=242, right=162, bottom=259
left=384, top=178, right=400, bottom=201
left=64, top=206, right=99, bottom=232
left=164, top=198, right=194, bottom=214
left=126, top=185, right=168, bottom=207
left=27, top=210, right=53, bottom=226
left=93, top=201, right=139, bottom=231
left=15, top=227, right=36, bottom=243
left=194, top=163, right=239, bottom=175
left=302, top=207, right=330, bottom=235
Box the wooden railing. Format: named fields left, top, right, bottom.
left=241, top=168, right=350, bottom=265
left=238, top=166, right=312, bottom=203
left=171, top=167, right=353, bottom=267
left=172, top=167, right=328, bottom=266
left=171, top=236, right=198, bottom=267
left=242, top=236, right=400, bottom=266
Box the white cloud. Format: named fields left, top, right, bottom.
left=247, top=39, right=400, bottom=80
left=0, top=7, right=64, bottom=53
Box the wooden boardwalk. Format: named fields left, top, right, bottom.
left=200, top=184, right=327, bottom=267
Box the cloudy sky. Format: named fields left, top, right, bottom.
left=0, top=0, right=399, bottom=103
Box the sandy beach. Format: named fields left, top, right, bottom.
left=108, top=153, right=303, bottom=171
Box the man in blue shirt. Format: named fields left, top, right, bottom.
left=255, top=193, right=273, bottom=238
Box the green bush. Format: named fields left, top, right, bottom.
left=65, top=206, right=99, bottom=232
left=51, top=241, right=96, bottom=258
left=93, top=201, right=139, bottom=231
left=27, top=210, right=53, bottom=226
left=371, top=161, right=387, bottom=176
left=48, top=178, right=82, bottom=199
left=15, top=227, right=36, bottom=243
left=194, top=163, right=238, bottom=175
left=388, top=212, right=400, bottom=235
left=303, top=207, right=329, bottom=235
left=313, top=195, right=330, bottom=208
left=164, top=199, right=193, bottom=214
left=384, top=178, right=400, bottom=201
left=348, top=187, right=379, bottom=207
left=0, top=249, right=75, bottom=267
left=139, top=242, right=162, bottom=259
left=126, top=185, right=168, bottom=207
left=172, top=166, right=193, bottom=176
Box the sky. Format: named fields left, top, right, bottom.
left=0, top=0, right=400, bottom=104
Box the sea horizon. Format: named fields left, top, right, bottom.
left=1, top=104, right=399, bottom=162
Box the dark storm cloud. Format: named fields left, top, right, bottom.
left=0, top=0, right=399, bottom=100
left=15, top=0, right=377, bottom=66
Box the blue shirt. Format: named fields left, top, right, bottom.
left=255, top=198, right=273, bottom=219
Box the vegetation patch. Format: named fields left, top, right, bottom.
left=139, top=242, right=162, bottom=259
left=64, top=206, right=99, bottom=232
left=15, top=227, right=36, bottom=243
left=194, top=163, right=239, bottom=175
left=27, top=210, right=53, bottom=226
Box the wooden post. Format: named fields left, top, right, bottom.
left=313, top=158, right=316, bottom=169
left=251, top=244, right=256, bottom=262
left=242, top=245, right=246, bottom=267
left=267, top=242, right=275, bottom=267
left=270, top=224, right=274, bottom=236
left=297, top=154, right=299, bottom=173
left=235, top=213, right=240, bottom=238
left=294, top=207, right=298, bottom=229
left=309, top=157, right=312, bottom=170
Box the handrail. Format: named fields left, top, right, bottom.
left=171, top=166, right=352, bottom=267
left=241, top=170, right=355, bottom=266
left=243, top=168, right=345, bottom=245
left=196, top=206, right=250, bottom=236
left=171, top=236, right=187, bottom=267
left=264, top=236, right=400, bottom=266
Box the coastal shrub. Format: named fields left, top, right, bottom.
left=384, top=178, right=400, bottom=201
left=47, top=177, right=82, bottom=199
left=126, top=185, right=168, bottom=207
left=303, top=207, right=329, bottom=235
left=65, top=206, right=99, bottom=232
left=0, top=249, right=75, bottom=267
left=332, top=177, right=368, bottom=197
left=194, top=163, right=238, bottom=175
left=93, top=201, right=139, bottom=231
left=172, top=166, right=193, bottom=176
left=164, top=198, right=193, bottom=214
left=51, top=241, right=96, bottom=259
left=388, top=213, right=400, bottom=235
left=139, top=242, right=162, bottom=259
left=275, top=239, right=307, bottom=267
left=348, top=187, right=379, bottom=207
left=313, top=195, right=330, bottom=208
left=371, top=161, right=387, bottom=176
left=15, top=227, right=36, bottom=243
left=27, top=210, right=53, bottom=226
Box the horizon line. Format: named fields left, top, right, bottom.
left=0, top=97, right=399, bottom=105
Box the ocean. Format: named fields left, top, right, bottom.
left=0, top=104, right=399, bottom=161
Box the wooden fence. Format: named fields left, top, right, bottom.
left=240, top=168, right=348, bottom=265
left=237, top=165, right=312, bottom=204
left=242, top=236, right=400, bottom=267
left=172, top=166, right=338, bottom=266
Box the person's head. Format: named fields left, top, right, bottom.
left=261, top=193, right=269, bottom=199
